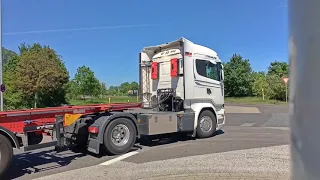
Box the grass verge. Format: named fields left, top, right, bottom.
left=69, top=96, right=138, bottom=105
left=70, top=96, right=287, bottom=106
left=225, top=97, right=287, bottom=105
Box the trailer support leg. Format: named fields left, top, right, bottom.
left=54, top=115, right=67, bottom=152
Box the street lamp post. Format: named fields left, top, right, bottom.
left=0, top=0, right=3, bottom=111
left=290, top=0, right=320, bottom=179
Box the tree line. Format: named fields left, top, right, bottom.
left=2, top=43, right=288, bottom=110
left=223, top=54, right=289, bottom=101
left=2, top=44, right=139, bottom=110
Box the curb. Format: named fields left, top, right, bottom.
left=139, top=172, right=291, bottom=180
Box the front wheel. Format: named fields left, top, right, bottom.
left=196, top=110, right=217, bottom=138
left=103, top=118, right=137, bottom=155
left=0, top=134, right=13, bottom=178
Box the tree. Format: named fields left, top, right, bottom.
left=74, top=66, right=100, bottom=99
left=108, top=86, right=119, bottom=95
left=265, top=61, right=289, bottom=101
left=129, top=82, right=139, bottom=91
left=14, top=43, right=69, bottom=108
left=223, top=54, right=253, bottom=97
left=3, top=54, right=25, bottom=110
left=120, top=82, right=130, bottom=94
left=252, top=71, right=267, bottom=97
left=18, top=42, right=43, bottom=55
left=267, top=61, right=289, bottom=77
left=99, top=82, right=108, bottom=98
left=2, top=47, right=17, bottom=66
left=265, top=74, right=287, bottom=101
left=66, top=79, right=80, bottom=100
left=106, top=82, right=138, bottom=96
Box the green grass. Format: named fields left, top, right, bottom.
left=69, top=96, right=287, bottom=106
left=69, top=96, right=139, bottom=105
left=225, top=97, right=288, bottom=105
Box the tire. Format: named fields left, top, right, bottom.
left=0, top=134, right=13, bottom=178
left=196, top=110, right=217, bottom=138
left=103, top=118, right=137, bottom=155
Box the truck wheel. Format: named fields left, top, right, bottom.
left=103, top=118, right=137, bottom=155
left=196, top=110, right=217, bottom=138
left=0, top=134, right=13, bottom=178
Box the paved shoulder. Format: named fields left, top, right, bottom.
left=124, top=126, right=289, bottom=163
left=34, top=144, right=291, bottom=180
left=141, top=173, right=290, bottom=180
left=225, top=104, right=289, bottom=127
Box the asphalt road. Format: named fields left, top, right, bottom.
left=3, top=104, right=290, bottom=180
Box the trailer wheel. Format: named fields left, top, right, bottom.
left=196, top=110, right=217, bottom=138
left=0, top=134, right=13, bottom=178
left=103, top=118, right=137, bottom=155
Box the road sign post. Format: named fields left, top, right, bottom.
left=282, top=77, right=289, bottom=103
left=286, top=84, right=287, bottom=103
left=0, top=84, right=5, bottom=93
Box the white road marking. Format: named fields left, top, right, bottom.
left=263, top=127, right=290, bottom=130
left=225, top=106, right=260, bottom=114
left=240, top=123, right=256, bottom=127
left=99, top=151, right=139, bottom=166
left=162, top=143, right=189, bottom=149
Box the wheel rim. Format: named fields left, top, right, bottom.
left=111, top=124, right=130, bottom=146
left=199, top=116, right=213, bottom=132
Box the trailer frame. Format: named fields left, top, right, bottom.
left=0, top=102, right=142, bottom=178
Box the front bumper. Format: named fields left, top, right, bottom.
left=216, top=109, right=226, bottom=130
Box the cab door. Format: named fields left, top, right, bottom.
left=193, top=59, right=210, bottom=100
left=205, top=61, right=224, bottom=107
left=193, top=58, right=224, bottom=107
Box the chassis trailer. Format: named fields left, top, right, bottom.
left=0, top=37, right=226, bottom=178
left=0, top=103, right=142, bottom=177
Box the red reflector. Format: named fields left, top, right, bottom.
left=88, top=126, right=99, bottom=134
left=171, top=58, right=178, bottom=77
left=151, top=62, right=159, bottom=80
left=35, top=131, right=42, bottom=135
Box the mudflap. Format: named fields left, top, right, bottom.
left=87, top=138, right=100, bottom=154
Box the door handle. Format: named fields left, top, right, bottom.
left=207, top=88, right=212, bottom=95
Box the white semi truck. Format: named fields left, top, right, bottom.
left=0, top=37, right=225, bottom=177
left=138, top=37, right=225, bottom=138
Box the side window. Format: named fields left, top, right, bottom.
left=195, top=59, right=220, bottom=81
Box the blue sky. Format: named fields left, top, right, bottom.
left=2, top=0, right=288, bottom=86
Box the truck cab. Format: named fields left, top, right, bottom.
left=139, top=37, right=225, bottom=138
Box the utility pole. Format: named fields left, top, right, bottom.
left=100, top=82, right=103, bottom=98
left=0, top=0, right=4, bottom=111
left=290, top=0, right=320, bottom=179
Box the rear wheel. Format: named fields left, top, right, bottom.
left=196, top=110, right=217, bottom=138
left=103, top=118, right=137, bottom=155
left=0, top=134, right=13, bottom=178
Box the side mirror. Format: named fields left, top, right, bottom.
left=221, top=70, right=225, bottom=81
left=220, top=64, right=224, bottom=81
